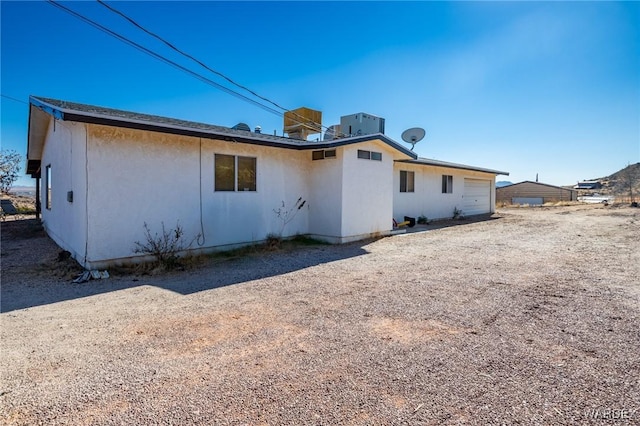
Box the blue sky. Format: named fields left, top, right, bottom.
left=2, top=1, right=638, bottom=187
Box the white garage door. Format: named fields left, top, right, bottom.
left=463, top=179, right=491, bottom=215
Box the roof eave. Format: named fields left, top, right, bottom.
left=28, top=97, right=417, bottom=158
left=397, top=158, right=509, bottom=176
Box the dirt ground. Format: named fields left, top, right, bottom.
left=1, top=205, right=639, bottom=425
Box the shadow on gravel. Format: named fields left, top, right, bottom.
left=154, top=242, right=371, bottom=296
left=1, top=219, right=371, bottom=312
left=403, top=213, right=502, bottom=233
left=2, top=215, right=501, bottom=312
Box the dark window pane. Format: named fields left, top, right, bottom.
left=400, top=170, right=407, bottom=192
left=408, top=171, right=415, bottom=192
left=237, top=156, right=256, bottom=191
left=442, top=175, right=453, bottom=193
left=371, top=151, right=382, bottom=161
left=312, top=150, right=324, bottom=160
left=324, top=149, right=336, bottom=158
left=215, top=154, right=235, bottom=191
left=357, top=149, right=370, bottom=159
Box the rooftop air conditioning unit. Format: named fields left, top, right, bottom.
left=340, top=112, right=385, bottom=137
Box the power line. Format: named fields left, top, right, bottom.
left=46, top=0, right=283, bottom=117
left=1, top=94, right=28, bottom=105
left=96, top=0, right=292, bottom=116
left=95, top=0, right=336, bottom=135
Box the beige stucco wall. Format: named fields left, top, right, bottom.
left=307, top=147, right=343, bottom=239
left=41, top=117, right=502, bottom=267
left=393, top=164, right=496, bottom=221
left=84, top=124, right=312, bottom=266
left=340, top=142, right=397, bottom=241
left=40, top=119, right=88, bottom=263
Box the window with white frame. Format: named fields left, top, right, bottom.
left=215, top=154, right=256, bottom=191
left=442, top=175, right=453, bottom=193
left=400, top=170, right=415, bottom=193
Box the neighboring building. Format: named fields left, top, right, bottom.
left=574, top=181, right=602, bottom=190
left=496, top=181, right=577, bottom=205
left=26, top=96, right=508, bottom=268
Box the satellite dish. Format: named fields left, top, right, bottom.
left=401, top=127, right=426, bottom=151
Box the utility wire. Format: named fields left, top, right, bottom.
left=46, top=0, right=283, bottom=117
left=96, top=0, right=290, bottom=115
left=95, top=0, right=337, bottom=134
left=1, top=94, right=28, bottom=105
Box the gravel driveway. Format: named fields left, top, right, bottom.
left=1, top=205, right=639, bottom=425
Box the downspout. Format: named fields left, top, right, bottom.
left=83, top=124, right=89, bottom=267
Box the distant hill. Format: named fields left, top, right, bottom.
left=8, top=186, right=36, bottom=197
left=496, top=181, right=513, bottom=188
left=587, top=163, right=640, bottom=197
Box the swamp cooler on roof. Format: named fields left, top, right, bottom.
left=340, top=112, right=385, bottom=137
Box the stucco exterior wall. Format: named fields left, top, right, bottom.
left=85, top=125, right=310, bottom=266
left=307, top=148, right=343, bottom=239
left=340, top=143, right=395, bottom=240
left=37, top=116, right=502, bottom=267
left=201, top=137, right=310, bottom=246
left=393, top=164, right=496, bottom=221
left=40, top=119, right=88, bottom=263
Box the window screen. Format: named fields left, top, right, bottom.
left=237, top=156, right=256, bottom=191
left=215, top=154, right=235, bottom=191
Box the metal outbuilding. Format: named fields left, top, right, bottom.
left=496, top=181, right=577, bottom=205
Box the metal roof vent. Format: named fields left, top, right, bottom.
left=232, top=123, right=250, bottom=131
left=254, top=126, right=262, bottom=134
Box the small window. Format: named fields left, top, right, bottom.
left=400, top=170, right=415, bottom=193
left=45, top=165, right=52, bottom=209
left=215, top=154, right=235, bottom=191
left=215, top=154, right=257, bottom=192
left=357, top=149, right=382, bottom=161
left=357, top=149, right=371, bottom=160
left=312, top=149, right=337, bottom=160
left=442, top=175, right=453, bottom=194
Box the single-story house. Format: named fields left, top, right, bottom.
left=496, top=181, right=577, bottom=205
left=27, top=96, right=508, bottom=268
